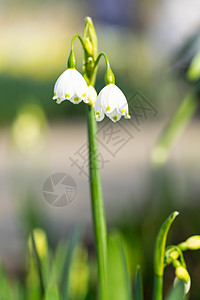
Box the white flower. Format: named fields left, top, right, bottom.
left=53, top=69, right=89, bottom=105
left=94, top=84, right=131, bottom=122
left=174, top=276, right=191, bottom=295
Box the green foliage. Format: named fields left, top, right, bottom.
left=0, top=213, right=199, bottom=300
left=0, top=265, right=25, bottom=300
left=154, top=212, right=179, bottom=277
left=134, top=265, right=144, bottom=300
left=106, top=231, right=132, bottom=300
left=165, top=280, right=185, bottom=300
left=45, top=285, right=61, bottom=300
left=187, top=50, right=200, bottom=82
left=151, top=90, right=199, bottom=166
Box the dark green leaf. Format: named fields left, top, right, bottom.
left=134, top=265, right=144, bottom=300
left=106, top=231, right=132, bottom=300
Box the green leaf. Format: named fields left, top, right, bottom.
left=154, top=211, right=179, bottom=277
left=151, top=90, right=199, bottom=166
left=187, top=50, right=200, bottom=82
left=106, top=231, right=132, bottom=300
left=61, top=226, right=83, bottom=300
left=0, top=264, right=11, bottom=300
left=51, top=240, right=68, bottom=285
left=134, top=265, right=144, bottom=300
left=165, top=280, right=185, bottom=300
left=45, top=284, right=60, bottom=300
left=30, top=231, right=45, bottom=296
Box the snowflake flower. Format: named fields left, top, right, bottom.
left=94, top=84, right=131, bottom=122
left=53, top=69, right=89, bottom=105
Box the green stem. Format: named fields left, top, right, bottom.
left=71, top=34, right=86, bottom=54
left=153, top=275, right=163, bottom=300
left=87, top=105, right=107, bottom=300
left=94, top=52, right=115, bottom=85
left=94, top=52, right=111, bottom=70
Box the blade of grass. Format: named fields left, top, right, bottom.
left=106, top=231, right=132, bottom=300
left=31, top=232, right=45, bottom=297
left=61, top=226, right=83, bottom=300
left=134, top=265, right=144, bottom=300
left=153, top=212, right=179, bottom=300
left=45, top=284, right=60, bottom=300
left=0, top=264, right=11, bottom=300
left=151, top=90, right=199, bottom=166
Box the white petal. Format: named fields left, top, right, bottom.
left=95, top=84, right=130, bottom=122
left=173, top=277, right=191, bottom=295
left=98, top=85, right=115, bottom=113
left=53, top=68, right=89, bottom=105
left=107, top=108, right=122, bottom=122
left=95, top=97, right=104, bottom=121
left=69, top=94, right=82, bottom=105
left=95, top=94, right=102, bottom=113
left=54, top=69, right=74, bottom=100
left=71, top=69, right=89, bottom=102
left=95, top=109, right=105, bottom=121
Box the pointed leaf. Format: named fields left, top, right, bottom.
left=106, top=231, right=132, bottom=300
left=61, top=226, right=83, bottom=300
left=45, top=284, right=60, bottom=300
left=134, top=265, right=144, bottom=300
left=154, top=212, right=179, bottom=276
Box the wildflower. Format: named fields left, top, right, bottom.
left=53, top=69, right=89, bottom=105
left=94, top=84, right=131, bottom=122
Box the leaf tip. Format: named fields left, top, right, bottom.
left=174, top=211, right=179, bottom=217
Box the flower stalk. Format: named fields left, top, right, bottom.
left=52, top=16, right=131, bottom=300
left=87, top=104, right=107, bottom=300
left=84, top=18, right=107, bottom=300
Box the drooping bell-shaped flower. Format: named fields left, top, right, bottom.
left=94, top=84, right=131, bottom=122
left=174, top=276, right=191, bottom=295
left=53, top=68, right=89, bottom=105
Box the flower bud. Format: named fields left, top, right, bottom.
left=84, top=38, right=93, bottom=56
left=170, top=250, right=179, bottom=260
left=179, top=242, right=187, bottom=251
left=83, top=17, right=98, bottom=60
left=175, top=266, right=190, bottom=284
left=68, top=50, right=77, bottom=69
left=105, top=66, right=115, bottom=85
left=165, top=248, right=180, bottom=264
left=185, top=235, right=200, bottom=250
left=28, top=228, right=48, bottom=260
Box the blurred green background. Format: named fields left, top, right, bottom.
left=0, top=0, right=200, bottom=299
